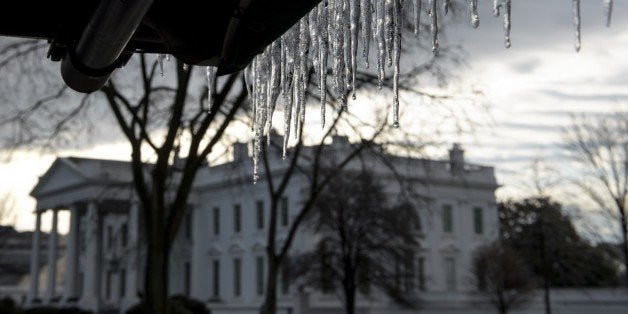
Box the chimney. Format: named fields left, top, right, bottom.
left=449, top=143, right=465, bottom=175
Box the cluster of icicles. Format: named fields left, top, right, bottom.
left=158, top=0, right=614, bottom=181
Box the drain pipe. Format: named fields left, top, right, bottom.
left=61, top=0, right=154, bottom=93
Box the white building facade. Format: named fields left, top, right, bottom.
left=28, top=139, right=501, bottom=313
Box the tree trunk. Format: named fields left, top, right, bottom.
left=539, top=218, right=552, bottom=314
left=497, top=293, right=508, bottom=314
left=343, top=263, right=356, bottom=314
left=620, top=206, right=628, bottom=289
left=144, top=233, right=169, bottom=314
left=344, top=285, right=356, bottom=314
left=261, top=256, right=279, bottom=314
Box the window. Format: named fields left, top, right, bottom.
left=256, top=256, right=265, bottom=295
left=184, top=262, right=191, bottom=296
left=77, top=272, right=84, bottom=297
left=473, top=207, right=484, bottom=234
left=120, top=223, right=128, bottom=247
left=212, top=207, right=220, bottom=235
left=281, top=262, right=290, bottom=295
left=105, top=270, right=113, bottom=300
left=444, top=257, right=456, bottom=291
left=212, top=260, right=220, bottom=298
left=280, top=197, right=289, bottom=227
left=119, top=269, right=126, bottom=298
left=107, top=225, right=113, bottom=249
left=233, top=258, right=241, bottom=296
left=185, top=210, right=192, bottom=240
left=233, top=204, right=241, bottom=233
left=418, top=257, right=426, bottom=291
left=403, top=251, right=415, bottom=292
left=256, top=200, right=264, bottom=230
left=442, top=204, right=453, bottom=233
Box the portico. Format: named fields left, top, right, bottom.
left=28, top=157, right=138, bottom=312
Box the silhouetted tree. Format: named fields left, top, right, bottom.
left=293, top=170, right=420, bottom=314
left=562, top=111, right=628, bottom=288
left=472, top=241, right=536, bottom=314
left=499, top=197, right=620, bottom=288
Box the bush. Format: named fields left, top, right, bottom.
left=0, top=296, right=20, bottom=314
left=23, top=307, right=92, bottom=314
left=126, top=295, right=208, bottom=314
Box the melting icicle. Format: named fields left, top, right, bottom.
left=573, top=0, right=581, bottom=52
left=361, top=0, right=372, bottom=67
left=443, top=0, right=450, bottom=15
left=376, top=0, right=386, bottom=89
left=205, top=66, right=217, bottom=113
left=470, top=0, right=480, bottom=29
left=503, top=0, right=512, bottom=48
left=392, top=0, right=401, bottom=129
left=349, top=0, right=359, bottom=92
left=158, top=54, right=165, bottom=77
left=604, top=0, right=613, bottom=27
left=414, top=0, right=422, bottom=36
left=384, top=0, right=394, bottom=68
left=429, top=0, right=439, bottom=53
left=493, top=0, right=501, bottom=16
left=318, top=3, right=329, bottom=127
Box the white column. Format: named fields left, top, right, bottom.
left=79, top=201, right=101, bottom=311
left=121, top=201, right=140, bottom=312
left=64, top=204, right=79, bottom=301
left=46, top=209, right=59, bottom=302
left=29, top=211, right=43, bottom=303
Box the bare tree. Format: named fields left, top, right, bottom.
left=0, top=38, right=248, bottom=313
left=471, top=241, right=536, bottom=314
left=562, top=110, right=628, bottom=288
left=293, top=169, right=420, bottom=314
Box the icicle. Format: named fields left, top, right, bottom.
left=331, top=0, right=346, bottom=96
left=318, top=4, right=328, bottom=127
left=384, top=0, right=394, bottom=68
left=414, top=0, right=422, bottom=36
left=503, top=0, right=512, bottom=48
left=493, top=0, right=501, bottom=16
left=443, top=0, right=450, bottom=15
left=343, top=6, right=353, bottom=92
left=392, top=0, right=401, bottom=129
left=205, top=66, right=217, bottom=113
left=429, top=0, right=439, bottom=53
left=604, top=0, right=613, bottom=27
left=282, top=35, right=295, bottom=159
left=297, top=19, right=310, bottom=130
left=349, top=0, right=359, bottom=93
left=376, top=0, right=386, bottom=89
left=319, top=3, right=329, bottom=127
left=361, top=0, right=372, bottom=67
left=573, top=0, right=581, bottom=52
left=158, top=54, right=165, bottom=77
left=469, top=0, right=479, bottom=29
left=266, top=42, right=282, bottom=144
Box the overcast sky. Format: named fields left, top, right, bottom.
left=1, top=0, right=627, bottom=233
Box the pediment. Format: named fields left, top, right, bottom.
left=31, top=158, right=88, bottom=198
left=208, top=245, right=223, bottom=256
left=440, top=244, right=460, bottom=255
left=251, top=242, right=266, bottom=253
left=227, top=244, right=245, bottom=254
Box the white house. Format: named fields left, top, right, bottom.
left=28, top=138, right=501, bottom=313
